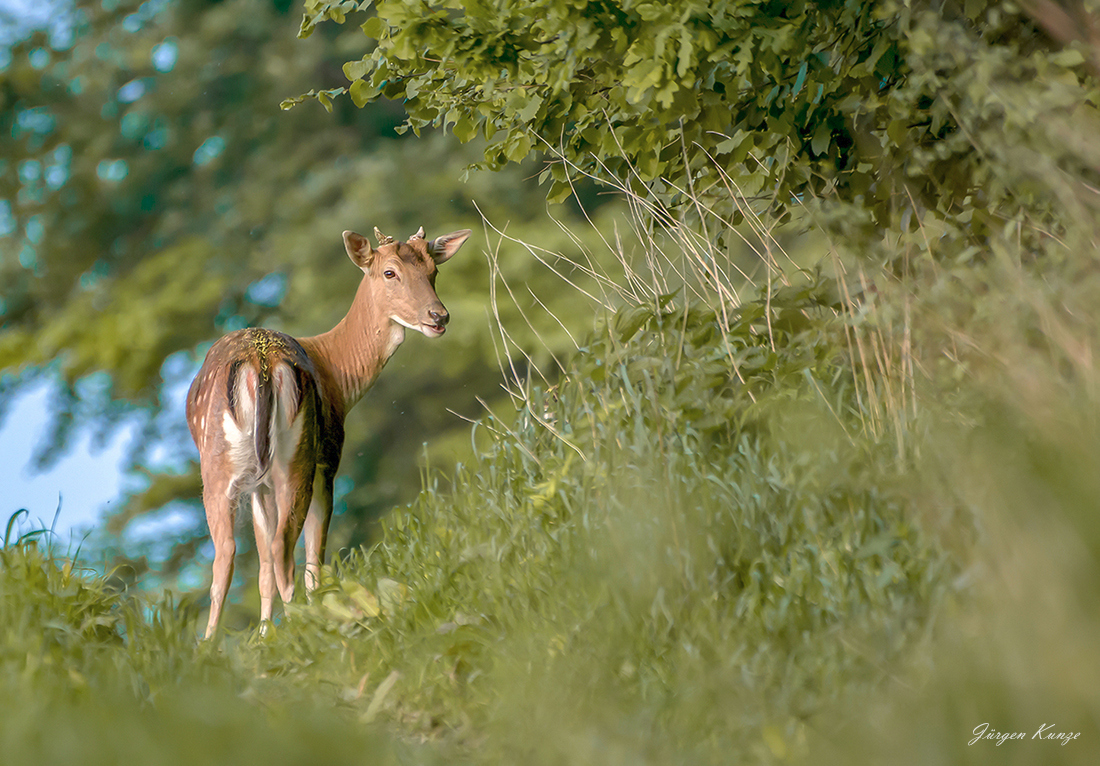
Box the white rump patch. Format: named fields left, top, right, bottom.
left=222, top=409, right=253, bottom=500
left=222, top=361, right=308, bottom=500
left=222, top=364, right=257, bottom=499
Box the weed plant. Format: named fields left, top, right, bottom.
left=0, top=514, right=423, bottom=765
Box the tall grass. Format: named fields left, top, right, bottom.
left=813, top=215, right=1100, bottom=764
left=299, top=132, right=1100, bottom=763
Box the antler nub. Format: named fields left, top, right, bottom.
left=373, top=226, right=394, bottom=246
left=410, top=226, right=425, bottom=240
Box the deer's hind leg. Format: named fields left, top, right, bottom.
left=264, top=361, right=316, bottom=610
left=202, top=472, right=237, bottom=640
left=251, top=485, right=279, bottom=628
left=271, top=457, right=314, bottom=607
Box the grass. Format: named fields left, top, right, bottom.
left=0, top=515, right=418, bottom=765
left=6, top=111, right=1100, bottom=766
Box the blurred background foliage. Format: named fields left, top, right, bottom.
left=1, top=0, right=625, bottom=574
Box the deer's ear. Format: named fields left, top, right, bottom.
left=427, top=229, right=472, bottom=265
left=343, top=230, right=375, bottom=269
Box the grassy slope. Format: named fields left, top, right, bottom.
left=5, top=194, right=1100, bottom=766
left=2, top=274, right=982, bottom=764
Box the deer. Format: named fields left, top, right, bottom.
left=186, top=225, right=471, bottom=639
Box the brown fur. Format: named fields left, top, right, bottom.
left=187, top=227, right=470, bottom=638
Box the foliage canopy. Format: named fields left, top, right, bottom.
left=298, top=0, right=1099, bottom=249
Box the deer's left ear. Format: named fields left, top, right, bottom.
left=343, top=230, right=375, bottom=269
left=427, top=229, right=472, bottom=265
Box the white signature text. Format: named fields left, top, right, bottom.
left=970, top=723, right=1080, bottom=746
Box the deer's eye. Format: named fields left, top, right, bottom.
left=384, top=269, right=397, bottom=279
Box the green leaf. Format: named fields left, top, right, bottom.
left=547, top=179, right=573, bottom=204
left=342, top=58, right=372, bottom=83
left=811, top=122, right=830, bottom=156
left=361, top=15, right=386, bottom=39
left=615, top=305, right=653, bottom=343
left=504, top=131, right=533, bottom=162
left=624, top=58, right=663, bottom=100
left=349, top=79, right=373, bottom=108
left=792, top=60, right=807, bottom=96
left=516, top=94, right=543, bottom=124
left=886, top=119, right=907, bottom=146
left=1049, top=49, right=1086, bottom=68
left=453, top=114, right=478, bottom=143
left=676, top=29, right=695, bottom=78
left=279, top=88, right=346, bottom=111
left=298, top=14, right=318, bottom=39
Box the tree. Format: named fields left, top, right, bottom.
left=1, top=0, right=618, bottom=572
left=297, top=0, right=1098, bottom=256
left=2, top=0, right=406, bottom=406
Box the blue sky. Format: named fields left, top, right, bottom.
left=0, top=380, right=132, bottom=540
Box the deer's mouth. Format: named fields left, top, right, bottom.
left=422, top=321, right=447, bottom=337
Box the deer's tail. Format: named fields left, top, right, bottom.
left=225, top=358, right=277, bottom=484
left=252, top=363, right=276, bottom=482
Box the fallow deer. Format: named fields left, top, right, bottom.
left=186, top=225, right=471, bottom=638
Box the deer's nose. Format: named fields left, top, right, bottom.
left=429, top=308, right=449, bottom=327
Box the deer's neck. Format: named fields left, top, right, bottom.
left=299, top=281, right=405, bottom=415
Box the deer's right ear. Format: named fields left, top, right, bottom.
left=343, top=231, right=375, bottom=269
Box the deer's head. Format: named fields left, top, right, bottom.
left=342, top=226, right=471, bottom=338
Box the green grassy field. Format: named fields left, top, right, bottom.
left=5, top=212, right=1099, bottom=764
